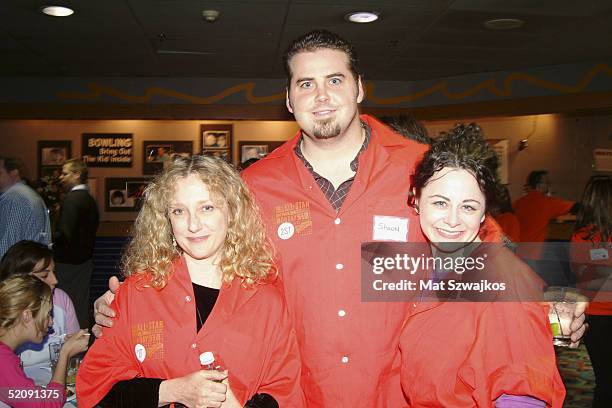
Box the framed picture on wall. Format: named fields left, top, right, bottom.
left=142, top=140, right=194, bottom=175
left=105, top=177, right=152, bottom=212
left=201, top=124, right=232, bottom=164
left=238, top=141, right=284, bottom=166
left=37, top=140, right=71, bottom=178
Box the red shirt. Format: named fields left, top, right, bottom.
left=400, top=218, right=566, bottom=407
left=513, top=191, right=574, bottom=242
left=242, top=115, right=428, bottom=407
left=76, top=256, right=305, bottom=408
left=570, top=227, right=612, bottom=315
left=494, top=212, right=521, bottom=242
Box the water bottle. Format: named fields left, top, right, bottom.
left=199, top=351, right=224, bottom=371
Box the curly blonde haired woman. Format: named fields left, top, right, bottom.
left=77, top=155, right=304, bottom=408
left=0, top=274, right=88, bottom=408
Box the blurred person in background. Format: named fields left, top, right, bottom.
left=0, top=274, right=88, bottom=408
left=380, top=114, right=433, bottom=145
left=0, top=241, right=79, bottom=387
left=514, top=171, right=578, bottom=285
left=570, top=176, right=612, bottom=408
left=513, top=170, right=576, bottom=243
left=0, top=156, right=51, bottom=259
left=54, top=159, right=99, bottom=328
left=493, top=186, right=520, bottom=242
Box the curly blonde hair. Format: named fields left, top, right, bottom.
left=0, top=274, right=53, bottom=334
left=122, top=155, right=276, bottom=289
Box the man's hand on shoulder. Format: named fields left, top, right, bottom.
left=92, top=276, right=122, bottom=338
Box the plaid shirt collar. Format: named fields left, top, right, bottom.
left=294, top=122, right=371, bottom=210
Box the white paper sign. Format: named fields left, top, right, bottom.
left=372, top=215, right=409, bottom=242
left=590, top=248, right=609, bottom=261
left=594, top=149, right=612, bottom=172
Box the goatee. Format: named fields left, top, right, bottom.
left=312, top=120, right=341, bottom=139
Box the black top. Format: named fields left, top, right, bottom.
left=193, top=282, right=220, bottom=332
left=53, top=189, right=99, bottom=264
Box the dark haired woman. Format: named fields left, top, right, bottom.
left=400, top=124, right=566, bottom=407
left=570, top=176, right=612, bottom=407
left=0, top=240, right=80, bottom=386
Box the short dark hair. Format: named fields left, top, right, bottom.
left=64, top=158, right=88, bottom=184
left=380, top=115, right=433, bottom=145
left=0, top=240, right=53, bottom=281
left=527, top=170, right=548, bottom=189
left=0, top=156, right=26, bottom=179
left=283, top=30, right=360, bottom=87
left=493, top=185, right=514, bottom=215
left=410, top=123, right=500, bottom=211
left=575, top=176, right=612, bottom=242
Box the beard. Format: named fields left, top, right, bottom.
left=312, top=119, right=342, bottom=139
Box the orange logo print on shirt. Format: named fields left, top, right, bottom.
left=131, top=320, right=165, bottom=362
left=275, top=201, right=313, bottom=237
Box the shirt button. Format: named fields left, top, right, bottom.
left=341, top=356, right=349, bottom=364
left=335, top=263, right=344, bottom=270
left=191, top=343, right=197, bottom=349
left=413, top=303, right=417, bottom=308
left=185, top=296, right=192, bottom=302
left=338, top=310, right=346, bottom=317
left=334, top=218, right=341, bottom=225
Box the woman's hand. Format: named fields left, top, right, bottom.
left=50, top=330, right=89, bottom=385
left=61, top=329, right=90, bottom=358
left=159, top=370, right=228, bottom=408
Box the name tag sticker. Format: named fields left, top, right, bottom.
left=372, top=215, right=409, bottom=242
left=590, top=248, right=609, bottom=261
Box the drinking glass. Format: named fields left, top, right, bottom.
left=544, top=286, right=587, bottom=347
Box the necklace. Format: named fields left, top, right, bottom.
left=196, top=302, right=204, bottom=328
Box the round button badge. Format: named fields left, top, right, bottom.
left=277, top=222, right=295, bottom=240
left=135, top=344, right=146, bottom=362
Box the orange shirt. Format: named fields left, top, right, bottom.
left=242, top=115, right=428, bottom=407
left=76, top=256, right=305, bottom=408
left=494, top=211, right=520, bottom=242
left=400, top=217, right=565, bottom=407
left=513, top=191, right=574, bottom=242
left=570, top=227, right=612, bottom=315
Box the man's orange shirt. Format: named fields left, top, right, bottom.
left=513, top=191, right=574, bottom=242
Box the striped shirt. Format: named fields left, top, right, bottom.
left=0, top=181, right=51, bottom=258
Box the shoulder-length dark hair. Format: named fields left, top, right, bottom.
left=575, top=176, right=612, bottom=242
left=409, top=123, right=501, bottom=211
left=0, top=240, right=53, bottom=281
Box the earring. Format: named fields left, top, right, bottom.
left=172, top=236, right=177, bottom=248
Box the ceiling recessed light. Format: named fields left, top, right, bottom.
left=40, top=5, right=75, bottom=17
left=483, top=18, right=524, bottom=30
left=345, top=11, right=379, bottom=24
